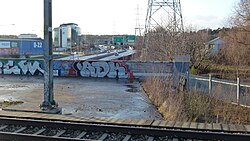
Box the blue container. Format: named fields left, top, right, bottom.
left=19, top=40, right=44, bottom=56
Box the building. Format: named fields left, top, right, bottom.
left=53, top=23, right=81, bottom=51
left=0, top=38, right=44, bottom=57
left=18, top=34, right=40, bottom=39
left=207, top=37, right=222, bottom=56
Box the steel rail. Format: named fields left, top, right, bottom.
left=0, top=116, right=249, bottom=141
left=0, top=132, right=97, bottom=141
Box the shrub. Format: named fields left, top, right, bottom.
left=190, top=66, right=198, bottom=75
left=142, top=76, right=250, bottom=124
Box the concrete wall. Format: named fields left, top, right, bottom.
left=0, top=59, right=189, bottom=79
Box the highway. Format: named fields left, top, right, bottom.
left=56, top=50, right=136, bottom=61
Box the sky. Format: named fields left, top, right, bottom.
left=0, top=0, right=240, bottom=38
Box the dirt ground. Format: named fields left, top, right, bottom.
left=0, top=75, right=162, bottom=120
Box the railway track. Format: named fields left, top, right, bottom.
left=0, top=116, right=249, bottom=141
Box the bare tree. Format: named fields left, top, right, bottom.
left=232, top=0, right=250, bottom=28
left=143, top=24, right=210, bottom=71
left=183, top=29, right=211, bottom=69
left=144, top=25, right=185, bottom=61
left=0, top=35, right=18, bottom=38
left=217, top=0, right=250, bottom=77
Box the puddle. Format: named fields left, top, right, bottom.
left=126, top=88, right=140, bottom=93
left=124, top=84, right=141, bottom=93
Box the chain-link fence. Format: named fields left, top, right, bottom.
left=188, top=75, right=250, bottom=106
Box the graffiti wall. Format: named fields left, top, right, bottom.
left=0, top=59, right=189, bottom=79
left=75, top=61, right=133, bottom=78
left=0, top=60, right=44, bottom=75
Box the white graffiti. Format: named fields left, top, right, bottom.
left=0, top=62, right=2, bottom=74
left=2, top=61, right=21, bottom=74
left=18, top=61, right=45, bottom=75
left=76, top=61, right=128, bottom=78
left=0, top=60, right=44, bottom=75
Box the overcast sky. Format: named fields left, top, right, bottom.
left=0, top=0, right=239, bottom=37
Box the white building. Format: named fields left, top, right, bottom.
left=53, top=23, right=81, bottom=50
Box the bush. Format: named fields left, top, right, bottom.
left=142, top=76, right=250, bottom=124
left=190, top=66, right=198, bottom=75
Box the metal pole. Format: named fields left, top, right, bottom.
left=41, top=0, right=56, bottom=110
left=209, top=74, right=212, bottom=95
left=236, top=77, right=240, bottom=105
left=186, top=71, right=189, bottom=91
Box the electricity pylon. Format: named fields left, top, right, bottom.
left=145, top=0, right=184, bottom=33
left=142, top=0, right=184, bottom=60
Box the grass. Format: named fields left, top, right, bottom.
left=142, top=76, right=250, bottom=124
left=0, top=100, right=24, bottom=108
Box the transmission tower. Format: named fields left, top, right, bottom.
left=142, top=0, right=184, bottom=60
left=145, top=0, right=184, bottom=33
left=135, top=5, right=143, bottom=36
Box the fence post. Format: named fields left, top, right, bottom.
left=186, top=71, right=189, bottom=91
left=209, top=74, right=212, bottom=95
left=237, top=77, right=240, bottom=105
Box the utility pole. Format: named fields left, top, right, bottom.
left=41, top=0, right=59, bottom=112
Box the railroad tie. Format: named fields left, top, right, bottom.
left=76, top=131, right=87, bottom=139
left=53, top=130, right=66, bottom=137
left=0, top=125, right=8, bottom=131
left=98, top=133, right=109, bottom=140
left=147, top=136, right=154, bottom=141
left=122, top=135, right=131, bottom=141
left=14, top=127, right=27, bottom=133
left=33, top=128, right=46, bottom=135
left=245, top=125, right=250, bottom=132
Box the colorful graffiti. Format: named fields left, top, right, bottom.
left=0, top=60, right=134, bottom=79
left=0, top=59, right=187, bottom=79
left=0, top=48, right=19, bottom=55
left=75, top=61, right=133, bottom=78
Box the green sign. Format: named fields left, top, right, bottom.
left=125, top=35, right=136, bottom=43
left=113, top=37, right=123, bottom=43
